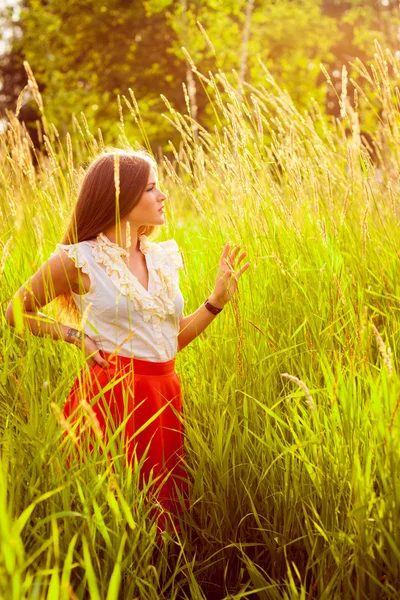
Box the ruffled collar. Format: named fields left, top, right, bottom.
left=96, top=232, right=152, bottom=256
left=90, top=232, right=179, bottom=322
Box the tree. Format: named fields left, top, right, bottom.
left=1, top=0, right=399, bottom=150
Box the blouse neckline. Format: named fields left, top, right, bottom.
left=96, top=232, right=152, bottom=295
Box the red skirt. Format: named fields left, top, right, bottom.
left=62, top=351, right=189, bottom=529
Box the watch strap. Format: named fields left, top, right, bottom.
left=204, top=297, right=224, bottom=315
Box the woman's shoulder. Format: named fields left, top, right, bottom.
left=54, top=239, right=96, bottom=270
left=56, top=238, right=96, bottom=249
left=149, top=236, right=184, bottom=270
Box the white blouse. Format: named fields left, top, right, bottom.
left=54, top=233, right=185, bottom=362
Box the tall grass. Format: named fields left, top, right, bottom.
left=1, top=42, right=400, bottom=598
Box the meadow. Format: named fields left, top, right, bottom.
left=1, top=45, right=400, bottom=599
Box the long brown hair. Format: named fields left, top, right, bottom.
left=59, top=149, right=158, bottom=322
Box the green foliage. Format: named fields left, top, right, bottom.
left=2, top=0, right=400, bottom=149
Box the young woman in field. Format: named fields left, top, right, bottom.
left=5, top=149, right=250, bottom=533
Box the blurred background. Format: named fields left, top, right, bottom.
left=1, top=0, right=400, bottom=152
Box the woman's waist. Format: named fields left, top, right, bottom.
left=88, top=330, right=178, bottom=367
left=99, top=350, right=176, bottom=376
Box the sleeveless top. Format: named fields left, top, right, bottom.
left=54, top=233, right=185, bottom=362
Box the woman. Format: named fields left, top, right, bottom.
left=5, top=149, right=250, bottom=533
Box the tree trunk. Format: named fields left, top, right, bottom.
left=239, top=0, right=255, bottom=84
left=180, top=0, right=198, bottom=133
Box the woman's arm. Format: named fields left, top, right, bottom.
left=6, top=252, right=78, bottom=338
left=5, top=251, right=109, bottom=368
left=177, top=293, right=224, bottom=352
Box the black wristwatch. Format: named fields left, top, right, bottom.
left=204, top=297, right=224, bottom=315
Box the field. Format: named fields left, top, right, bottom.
left=1, top=48, right=400, bottom=599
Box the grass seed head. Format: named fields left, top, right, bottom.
left=281, top=373, right=316, bottom=412
left=340, top=65, right=348, bottom=119
left=51, top=402, right=79, bottom=445
left=79, top=399, right=103, bottom=438
left=372, top=323, right=394, bottom=378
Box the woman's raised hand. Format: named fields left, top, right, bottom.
left=209, top=242, right=251, bottom=308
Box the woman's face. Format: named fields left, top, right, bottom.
left=127, top=167, right=167, bottom=226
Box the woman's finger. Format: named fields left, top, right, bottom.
left=93, top=352, right=109, bottom=369
left=236, top=261, right=251, bottom=278
left=220, top=243, right=230, bottom=262
left=229, top=246, right=247, bottom=270
left=229, top=245, right=241, bottom=264
left=222, top=259, right=236, bottom=277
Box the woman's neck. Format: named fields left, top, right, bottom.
left=103, top=222, right=141, bottom=254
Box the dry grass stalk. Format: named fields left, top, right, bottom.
left=23, top=61, right=44, bottom=113
left=79, top=302, right=93, bottom=332
left=72, top=115, right=85, bottom=141
left=196, top=20, right=216, bottom=57
left=340, top=65, right=348, bottom=119
left=361, top=206, right=369, bottom=255
left=114, top=153, right=121, bottom=242
left=330, top=214, right=338, bottom=240
left=15, top=85, right=28, bottom=118
left=326, top=170, right=333, bottom=211
left=79, top=399, right=103, bottom=439
left=334, top=274, right=345, bottom=306
left=109, top=472, right=121, bottom=493
left=128, top=88, right=140, bottom=117
left=387, top=47, right=400, bottom=78
left=117, top=95, right=124, bottom=127
left=360, top=305, right=368, bottom=340
left=114, top=152, right=120, bottom=199
left=107, top=330, right=136, bottom=362
left=389, top=396, right=400, bottom=432
left=65, top=584, right=79, bottom=600
left=0, top=238, right=12, bottom=278
left=371, top=323, right=393, bottom=378
left=387, top=181, right=396, bottom=217
left=347, top=104, right=361, bottom=152
left=354, top=87, right=358, bottom=111
left=312, top=176, right=319, bottom=213
left=361, top=188, right=370, bottom=262
left=318, top=218, right=327, bottom=247
left=182, top=82, right=191, bottom=117
left=97, top=128, right=105, bottom=152
left=66, top=132, right=74, bottom=175
left=35, top=119, right=43, bottom=144
left=179, top=247, right=188, bottom=277
left=43, top=135, right=59, bottom=171
left=125, top=221, right=131, bottom=268
left=281, top=373, right=316, bottom=412
left=272, top=253, right=286, bottom=276
left=79, top=112, right=90, bottom=138
left=340, top=186, right=350, bottom=227
left=51, top=402, right=79, bottom=445
left=8, top=372, right=30, bottom=417
left=126, top=221, right=131, bottom=252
